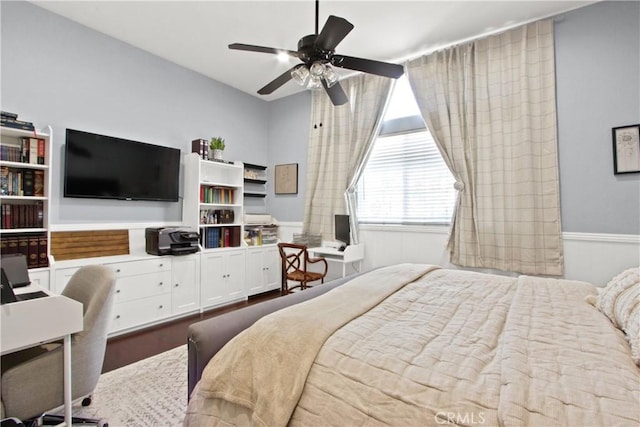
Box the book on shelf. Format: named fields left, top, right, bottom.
left=28, top=236, right=39, bottom=268
left=33, top=170, right=44, bottom=197
left=0, top=166, right=8, bottom=195
left=37, top=138, right=45, bottom=164
left=1, top=236, right=20, bottom=254
left=1, top=117, right=34, bottom=131
left=17, top=236, right=29, bottom=259
left=28, top=138, right=38, bottom=164
left=38, top=235, right=48, bottom=267
left=192, top=139, right=209, bottom=160
left=1, top=111, right=19, bottom=120
left=22, top=169, right=34, bottom=196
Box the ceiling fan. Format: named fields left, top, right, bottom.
left=228, top=0, right=404, bottom=106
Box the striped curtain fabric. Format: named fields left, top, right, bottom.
left=303, top=74, right=392, bottom=242
left=406, top=19, right=564, bottom=275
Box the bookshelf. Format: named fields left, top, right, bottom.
left=0, top=125, right=52, bottom=272
left=183, top=153, right=247, bottom=308
left=183, top=153, right=244, bottom=250
left=243, top=163, right=267, bottom=198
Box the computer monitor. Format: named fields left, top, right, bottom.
left=334, top=214, right=351, bottom=247
left=1, top=254, right=31, bottom=288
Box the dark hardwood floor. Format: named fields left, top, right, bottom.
left=101, top=289, right=282, bottom=373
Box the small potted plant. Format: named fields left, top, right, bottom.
left=210, top=137, right=226, bottom=161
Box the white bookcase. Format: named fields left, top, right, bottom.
left=183, top=153, right=247, bottom=307
left=183, top=153, right=244, bottom=250
left=0, top=125, right=52, bottom=288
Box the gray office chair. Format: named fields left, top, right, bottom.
left=0, top=265, right=116, bottom=425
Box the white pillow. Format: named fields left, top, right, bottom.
left=596, top=267, right=640, bottom=365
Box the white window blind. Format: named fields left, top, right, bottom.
left=356, top=130, right=457, bottom=224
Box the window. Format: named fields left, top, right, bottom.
left=356, top=77, right=456, bottom=225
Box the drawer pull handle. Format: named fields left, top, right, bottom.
left=159, top=305, right=164, bottom=309
left=175, top=283, right=179, bottom=287
left=116, top=289, right=121, bottom=293
left=116, top=269, right=121, bottom=273
left=116, top=315, right=120, bottom=319
left=159, top=264, right=164, bottom=267
left=159, top=282, right=163, bottom=286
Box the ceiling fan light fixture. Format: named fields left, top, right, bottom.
left=291, top=64, right=310, bottom=87
left=310, top=61, right=326, bottom=77
left=307, top=74, right=323, bottom=90
left=323, top=65, right=338, bottom=87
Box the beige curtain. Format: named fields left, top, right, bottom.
left=303, top=73, right=393, bottom=241
left=406, top=19, right=564, bottom=275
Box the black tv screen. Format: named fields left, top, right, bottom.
left=64, top=128, right=180, bottom=202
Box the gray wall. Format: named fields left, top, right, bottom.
left=555, top=0, right=640, bottom=234
left=1, top=0, right=269, bottom=224
left=3, top=1, right=638, bottom=234
left=266, top=92, right=311, bottom=221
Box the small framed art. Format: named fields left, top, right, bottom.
left=612, top=124, right=640, bottom=174
left=275, top=163, right=298, bottom=194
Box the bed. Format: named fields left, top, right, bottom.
left=185, top=264, right=640, bottom=426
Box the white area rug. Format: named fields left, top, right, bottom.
left=53, top=345, right=187, bottom=426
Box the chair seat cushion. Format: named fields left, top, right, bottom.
left=287, top=270, right=325, bottom=282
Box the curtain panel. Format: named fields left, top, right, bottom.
left=406, top=19, right=564, bottom=275
left=303, top=74, right=392, bottom=242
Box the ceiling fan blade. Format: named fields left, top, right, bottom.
left=322, top=79, right=349, bottom=106
left=257, top=66, right=297, bottom=95
left=229, top=43, right=299, bottom=58
left=314, top=15, right=354, bottom=51
left=331, top=54, right=404, bottom=79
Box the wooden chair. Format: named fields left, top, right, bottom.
left=278, top=243, right=328, bottom=294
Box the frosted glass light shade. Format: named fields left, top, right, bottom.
left=323, top=66, right=338, bottom=87
left=291, top=64, right=310, bottom=86
left=307, top=74, right=322, bottom=90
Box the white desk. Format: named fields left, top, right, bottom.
left=308, top=244, right=365, bottom=278
left=1, top=286, right=83, bottom=426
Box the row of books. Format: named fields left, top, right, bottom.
left=200, top=186, right=234, bottom=204
left=1, top=202, right=44, bottom=229
left=201, top=226, right=241, bottom=249
left=0, top=137, right=46, bottom=164
left=0, top=167, right=45, bottom=197
left=1, top=111, right=35, bottom=132
left=0, top=234, right=49, bottom=268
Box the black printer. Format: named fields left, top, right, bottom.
left=145, top=227, right=199, bottom=256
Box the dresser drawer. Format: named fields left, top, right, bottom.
left=109, top=293, right=172, bottom=333
left=108, top=258, right=170, bottom=277
left=114, top=271, right=171, bottom=303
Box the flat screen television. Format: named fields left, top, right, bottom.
left=334, top=214, right=351, bottom=247
left=64, top=128, right=180, bottom=202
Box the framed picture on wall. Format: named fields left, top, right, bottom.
left=612, top=124, right=640, bottom=174
left=275, top=163, right=298, bottom=194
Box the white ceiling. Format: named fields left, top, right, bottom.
left=31, top=1, right=595, bottom=102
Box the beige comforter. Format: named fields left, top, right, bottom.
left=185, top=265, right=640, bottom=426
